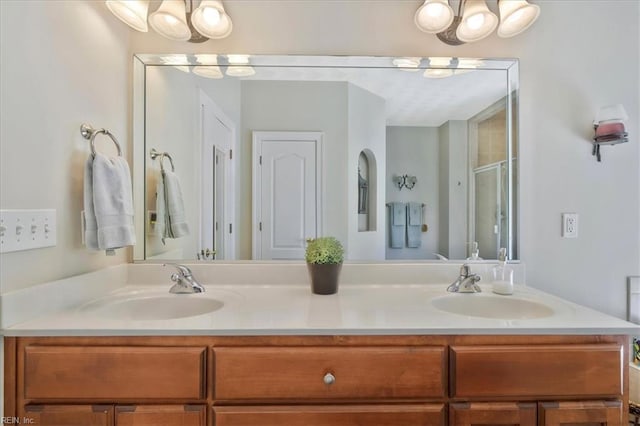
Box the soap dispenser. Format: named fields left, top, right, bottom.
left=466, top=242, right=483, bottom=260
left=492, top=248, right=514, bottom=295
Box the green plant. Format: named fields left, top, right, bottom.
left=305, top=237, right=344, bottom=264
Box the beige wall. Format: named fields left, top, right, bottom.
left=0, top=1, right=130, bottom=293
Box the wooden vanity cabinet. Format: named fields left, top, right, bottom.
left=4, top=335, right=629, bottom=426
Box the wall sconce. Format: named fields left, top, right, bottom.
left=106, top=0, right=232, bottom=43
left=415, top=0, right=540, bottom=46
left=592, top=104, right=629, bottom=162
left=393, top=174, right=417, bottom=190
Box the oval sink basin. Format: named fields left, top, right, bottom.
left=81, top=295, right=224, bottom=320
left=431, top=294, right=554, bottom=319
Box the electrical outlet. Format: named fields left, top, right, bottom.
left=561, top=213, right=578, bottom=238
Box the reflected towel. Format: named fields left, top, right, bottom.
left=389, top=202, right=406, bottom=248
left=407, top=202, right=422, bottom=248
left=83, top=153, right=135, bottom=251
left=156, top=169, right=189, bottom=244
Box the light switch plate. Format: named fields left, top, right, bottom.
left=0, top=209, right=57, bottom=253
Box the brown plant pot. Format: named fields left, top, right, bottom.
left=307, top=263, right=342, bottom=295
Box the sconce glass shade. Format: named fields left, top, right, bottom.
left=415, top=0, right=455, bottom=34
left=193, top=66, right=224, bottom=79
left=424, top=57, right=453, bottom=78
left=456, top=0, right=498, bottom=43
left=497, top=0, right=540, bottom=38
left=192, top=0, right=233, bottom=39
left=595, top=104, right=629, bottom=123
left=105, top=0, right=149, bottom=32
left=149, top=0, right=191, bottom=41
left=392, top=57, right=422, bottom=71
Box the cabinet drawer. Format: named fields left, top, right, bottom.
left=24, top=346, right=206, bottom=400
left=450, top=344, right=623, bottom=398
left=213, top=346, right=445, bottom=401
left=213, top=404, right=445, bottom=425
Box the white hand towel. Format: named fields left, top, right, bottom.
left=157, top=169, right=189, bottom=243
left=84, top=153, right=135, bottom=251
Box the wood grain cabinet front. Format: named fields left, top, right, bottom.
left=538, top=401, right=624, bottom=426
left=115, top=405, right=207, bottom=426
left=24, top=405, right=114, bottom=426
left=23, top=346, right=207, bottom=401
left=213, top=346, right=446, bottom=402
left=449, top=402, right=537, bottom=426
left=213, top=404, right=446, bottom=426
left=450, top=344, right=623, bottom=399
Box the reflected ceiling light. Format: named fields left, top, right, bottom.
left=497, top=0, right=540, bottom=38
left=194, top=54, right=223, bottom=79
left=424, top=57, right=454, bottom=78
left=415, top=0, right=540, bottom=46
left=415, top=0, right=454, bottom=33
left=454, top=58, right=484, bottom=74
left=226, top=54, right=255, bottom=77
left=105, top=0, right=149, bottom=32
left=105, top=0, right=233, bottom=43
left=160, top=54, right=190, bottom=73
left=392, top=57, right=422, bottom=71
left=192, top=0, right=233, bottom=39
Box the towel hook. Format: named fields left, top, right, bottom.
left=150, top=148, right=175, bottom=172
left=80, top=123, right=122, bottom=157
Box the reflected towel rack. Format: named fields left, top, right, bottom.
left=80, top=123, right=122, bottom=157
left=386, top=203, right=425, bottom=208
left=150, top=148, right=176, bottom=172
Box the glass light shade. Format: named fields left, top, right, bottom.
left=595, top=104, right=629, bottom=123
left=193, top=66, right=224, bottom=79
left=160, top=54, right=190, bottom=73
left=392, top=57, right=422, bottom=71
left=424, top=68, right=454, bottom=78
left=454, top=58, right=484, bottom=75
left=149, top=0, right=191, bottom=41
left=497, top=0, right=540, bottom=38
left=195, top=54, right=219, bottom=66
left=227, top=54, right=251, bottom=65
left=415, top=0, right=455, bottom=34
left=456, top=0, right=498, bottom=43
left=226, top=66, right=256, bottom=77
left=428, top=57, right=452, bottom=67
left=105, top=0, right=149, bottom=32
left=192, top=0, right=233, bottom=39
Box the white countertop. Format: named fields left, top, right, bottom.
left=2, top=264, right=638, bottom=336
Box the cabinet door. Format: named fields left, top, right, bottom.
left=538, top=401, right=623, bottom=426
left=214, top=404, right=445, bottom=426
left=450, top=402, right=536, bottom=426
left=115, top=405, right=206, bottom=426
left=24, top=405, right=113, bottom=426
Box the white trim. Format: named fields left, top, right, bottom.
left=252, top=131, right=324, bottom=260
left=132, top=57, right=146, bottom=260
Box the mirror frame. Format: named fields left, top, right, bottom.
left=132, top=54, right=519, bottom=262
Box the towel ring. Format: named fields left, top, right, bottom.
left=80, top=123, right=122, bottom=157
left=150, top=148, right=175, bottom=172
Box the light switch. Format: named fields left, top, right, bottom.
left=0, top=209, right=57, bottom=253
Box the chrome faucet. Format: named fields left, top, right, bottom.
left=164, top=264, right=205, bottom=294
left=447, top=264, right=481, bottom=293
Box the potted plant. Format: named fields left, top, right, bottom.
left=305, top=237, right=344, bottom=295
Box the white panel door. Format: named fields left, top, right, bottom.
left=253, top=132, right=322, bottom=260
left=200, top=91, right=235, bottom=259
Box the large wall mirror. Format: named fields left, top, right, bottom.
left=133, top=55, right=519, bottom=262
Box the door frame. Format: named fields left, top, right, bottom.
left=252, top=131, right=324, bottom=260
left=199, top=89, right=236, bottom=260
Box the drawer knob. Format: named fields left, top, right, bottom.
left=323, top=372, right=336, bottom=385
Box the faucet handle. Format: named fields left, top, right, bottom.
left=163, top=263, right=192, bottom=277
left=459, top=264, right=471, bottom=277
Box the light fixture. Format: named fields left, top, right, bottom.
left=424, top=57, right=454, bottom=78
left=105, top=0, right=232, bottom=43
left=105, top=1, right=149, bottom=32
left=415, top=0, right=454, bottom=33
left=592, top=104, right=629, bottom=162
left=393, top=174, right=417, bottom=190
left=191, top=0, right=233, bottom=39
left=160, top=54, right=191, bottom=73
left=497, top=0, right=540, bottom=38
left=392, top=57, right=422, bottom=71
left=416, top=0, right=540, bottom=46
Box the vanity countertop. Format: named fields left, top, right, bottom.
left=1, top=263, right=637, bottom=336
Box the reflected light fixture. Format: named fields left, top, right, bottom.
left=105, top=0, right=232, bottom=43
left=424, top=57, right=453, bottom=78
left=193, top=54, right=223, bottom=79
left=392, top=57, right=422, bottom=71
left=415, top=0, right=540, bottom=46
left=226, top=54, right=256, bottom=77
